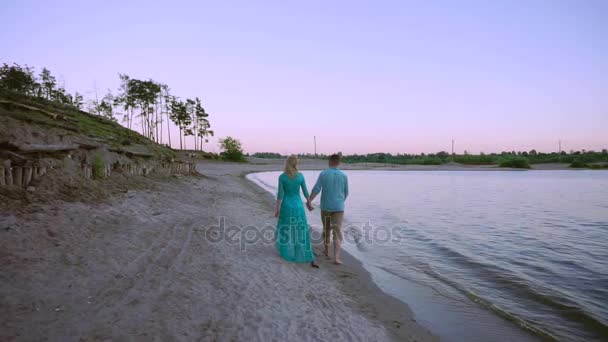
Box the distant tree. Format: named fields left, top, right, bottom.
left=135, top=79, right=161, bottom=141
left=94, top=91, right=115, bottom=121
left=0, top=63, right=37, bottom=94
left=168, top=97, right=191, bottom=149
left=192, top=97, right=213, bottom=151
left=115, top=74, right=138, bottom=129
left=219, top=136, right=245, bottom=162
left=183, top=98, right=196, bottom=149
left=160, top=84, right=171, bottom=146
left=40, top=67, right=56, bottom=100
left=73, top=92, right=84, bottom=109
left=114, top=74, right=162, bottom=140
left=52, top=87, right=73, bottom=105
left=436, top=151, right=449, bottom=159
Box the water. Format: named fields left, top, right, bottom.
left=248, top=170, right=608, bottom=341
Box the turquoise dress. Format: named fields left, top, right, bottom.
left=276, top=172, right=315, bottom=263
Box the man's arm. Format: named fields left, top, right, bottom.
left=307, top=172, right=323, bottom=210
left=344, top=175, right=349, bottom=200
left=308, top=191, right=318, bottom=202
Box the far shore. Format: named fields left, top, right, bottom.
left=244, top=157, right=588, bottom=171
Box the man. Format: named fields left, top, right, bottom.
left=307, top=154, right=349, bottom=265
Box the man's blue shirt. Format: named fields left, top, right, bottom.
left=311, top=167, right=349, bottom=212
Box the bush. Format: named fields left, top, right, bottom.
left=569, top=159, right=589, bottom=168
left=407, top=157, right=443, bottom=165
left=252, top=152, right=283, bottom=159
left=498, top=156, right=530, bottom=168
left=92, top=154, right=104, bottom=179
left=219, top=136, right=246, bottom=162
left=453, top=154, right=496, bottom=165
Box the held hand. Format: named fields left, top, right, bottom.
left=306, top=202, right=314, bottom=211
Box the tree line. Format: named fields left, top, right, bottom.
left=252, top=150, right=608, bottom=168
left=339, top=150, right=608, bottom=166
left=0, top=62, right=213, bottom=151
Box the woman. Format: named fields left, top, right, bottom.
left=274, top=156, right=319, bottom=268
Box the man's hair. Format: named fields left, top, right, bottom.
left=329, top=154, right=341, bottom=164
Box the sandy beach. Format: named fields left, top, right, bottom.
left=0, top=159, right=437, bottom=341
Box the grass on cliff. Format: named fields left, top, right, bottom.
left=0, top=89, right=175, bottom=159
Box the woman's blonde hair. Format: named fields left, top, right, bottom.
left=284, top=155, right=299, bottom=177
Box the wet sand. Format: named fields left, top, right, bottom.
left=0, top=159, right=436, bottom=341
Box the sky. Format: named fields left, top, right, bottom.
left=1, top=0, right=607, bottom=155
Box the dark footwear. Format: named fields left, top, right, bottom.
left=310, top=262, right=320, bottom=268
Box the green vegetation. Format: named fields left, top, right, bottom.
left=1, top=62, right=214, bottom=151
left=251, top=152, right=283, bottom=158
left=338, top=150, right=608, bottom=168
left=341, top=152, right=448, bottom=165
left=219, top=136, right=246, bottom=162
left=569, top=159, right=589, bottom=168
left=340, top=152, right=491, bottom=165
left=92, top=154, right=104, bottom=179
left=588, top=164, right=608, bottom=169
left=0, top=89, right=176, bottom=159
left=248, top=150, right=607, bottom=169
left=453, top=154, right=495, bottom=165
left=498, top=156, right=530, bottom=169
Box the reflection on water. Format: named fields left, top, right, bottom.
left=248, top=170, right=608, bottom=342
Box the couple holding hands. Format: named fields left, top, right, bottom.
left=274, top=154, right=349, bottom=268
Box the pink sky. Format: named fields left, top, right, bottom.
left=2, top=0, right=606, bottom=154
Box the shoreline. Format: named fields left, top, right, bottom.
left=240, top=167, right=436, bottom=341
left=243, top=163, right=550, bottom=342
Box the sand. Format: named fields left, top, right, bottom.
left=0, top=159, right=437, bottom=341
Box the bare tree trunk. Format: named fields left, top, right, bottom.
left=150, top=108, right=155, bottom=141
left=166, top=112, right=172, bottom=147
left=129, top=108, right=134, bottom=129
left=179, top=128, right=183, bottom=150
left=142, top=112, right=146, bottom=137
left=155, top=104, right=159, bottom=143
left=159, top=113, right=163, bottom=144
left=145, top=109, right=149, bottom=139
left=158, top=98, right=163, bottom=145
left=194, top=118, right=198, bottom=151
left=148, top=110, right=153, bottom=141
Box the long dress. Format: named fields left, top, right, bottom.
left=276, top=172, right=315, bottom=262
